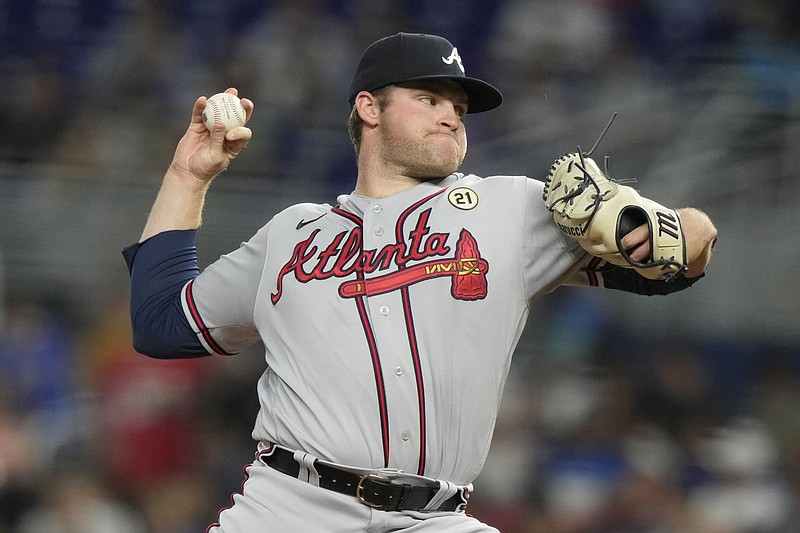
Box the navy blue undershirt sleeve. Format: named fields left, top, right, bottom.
left=596, top=263, right=703, bottom=295
left=122, top=229, right=210, bottom=358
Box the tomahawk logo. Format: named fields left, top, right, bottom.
left=338, top=229, right=488, bottom=301
left=442, top=47, right=465, bottom=73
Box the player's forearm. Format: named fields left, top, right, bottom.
left=678, top=207, right=717, bottom=278
left=140, top=166, right=212, bottom=242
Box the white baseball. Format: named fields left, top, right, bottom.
left=202, top=92, right=247, bottom=131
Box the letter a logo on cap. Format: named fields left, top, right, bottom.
left=442, top=47, right=465, bottom=73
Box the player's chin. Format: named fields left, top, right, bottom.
left=416, top=161, right=461, bottom=179
left=407, top=147, right=463, bottom=178
left=432, top=151, right=464, bottom=175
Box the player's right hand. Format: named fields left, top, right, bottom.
left=169, top=87, right=254, bottom=184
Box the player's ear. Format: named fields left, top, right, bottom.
left=355, top=91, right=380, bottom=126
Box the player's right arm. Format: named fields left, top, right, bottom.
left=124, top=89, right=254, bottom=359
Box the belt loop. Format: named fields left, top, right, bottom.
left=293, top=450, right=321, bottom=487
left=422, top=480, right=458, bottom=511
left=456, top=483, right=472, bottom=513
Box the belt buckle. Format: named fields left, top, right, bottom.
left=356, top=474, right=392, bottom=509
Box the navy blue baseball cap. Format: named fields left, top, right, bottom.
left=348, top=32, right=503, bottom=114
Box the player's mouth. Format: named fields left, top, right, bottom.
left=427, top=131, right=461, bottom=146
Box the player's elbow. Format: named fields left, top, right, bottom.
left=132, top=334, right=169, bottom=359
left=132, top=331, right=178, bottom=359
left=130, top=309, right=210, bottom=359
left=133, top=333, right=210, bottom=360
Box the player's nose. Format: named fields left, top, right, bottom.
left=438, top=102, right=463, bottom=131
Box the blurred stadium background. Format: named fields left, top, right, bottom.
left=1, top=1, right=799, bottom=532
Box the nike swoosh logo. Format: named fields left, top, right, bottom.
left=296, top=213, right=326, bottom=230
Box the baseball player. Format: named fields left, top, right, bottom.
left=123, top=33, right=717, bottom=532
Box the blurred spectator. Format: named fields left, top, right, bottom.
left=15, top=461, right=148, bottom=533
left=194, top=353, right=264, bottom=509
left=469, top=384, right=542, bottom=531
left=615, top=424, right=689, bottom=531
left=0, top=246, right=5, bottom=332
left=95, top=356, right=207, bottom=493
left=84, top=295, right=210, bottom=496
left=0, top=300, right=72, bottom=411
left=752, top=353, right=800, bottom=466
left=0, top=398, right=39, bottom=532
left=750, top=352, right=800, bottom=524
left=633, top=346, right=722, bottom=444
left=136, top=473, right=215, bottom=533
left=228, top=0, right=360, bottom=194
left=82, top=293, right=253, bottom=530
left=602, top=0, right=733, bottom=72
left=535, top=364, right=632, bottom=533
left=0, top=54, right=70, bottom=163
left=732, top=0, right=800, bottom=114
left=686, top=417, right=792, bottom=532
left=0, top=299, right=79, bottom=462
left=485, top=0, right=620, bottom=165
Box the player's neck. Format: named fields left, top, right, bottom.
left=353, top=175, right=423, bottom=199
left=353, top=160, right=425, bottom=199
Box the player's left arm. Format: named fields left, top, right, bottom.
left=578, top=206, right=717, bottom=296
left=620, top=207, right=717, bottom=279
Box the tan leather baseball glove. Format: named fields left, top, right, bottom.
left=543, top=153, right=687, bottom=281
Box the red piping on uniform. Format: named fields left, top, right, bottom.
left=355, top=291, right=391, bottom=467
left=585, top=256, right=604, bottom=286
left=185, top=279, right=232, bottom=355
left=401, top=285, right=427, bottom=476
left=394, top=189, right=446, bottom=476
left=333, top=205, right=392, bottom=467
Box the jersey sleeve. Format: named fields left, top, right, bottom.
left=124, top=225, right=266, bottom=358
left=123, top=229, right=209, bottom=358
left=519, top=177, right=589, bottom=299
left=179, top=223, right=267, bottom=355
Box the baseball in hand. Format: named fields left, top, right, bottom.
left=202, top=92, right=247, bottom=131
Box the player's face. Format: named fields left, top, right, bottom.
left=377, top=81, right=468, bottom=179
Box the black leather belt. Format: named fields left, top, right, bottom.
left=260, top=446, right=468, bottom=512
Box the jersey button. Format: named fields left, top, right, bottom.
left=394, top=366, right=404, bottom=376
left=379, top=305, right=389, bottom=316
left=372, top=204, right=383, bottom=214
left=374, top=227, right=384, bottom=236
left=401, top=430, right=411, bottom=441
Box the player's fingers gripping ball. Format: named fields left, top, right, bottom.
left=202, top=92, right=247, bottom=132
left=542, top=153, right=688, bottom=281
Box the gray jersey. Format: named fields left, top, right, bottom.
left=181, top=173, right=587, bottom=485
